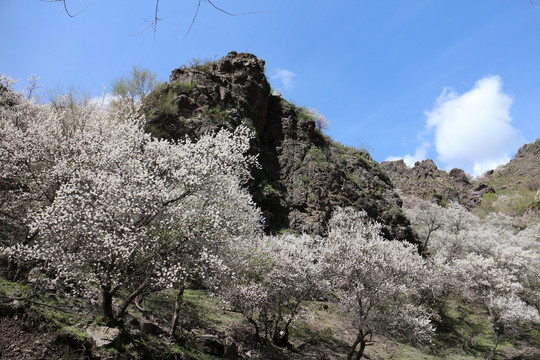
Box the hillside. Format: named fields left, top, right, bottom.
left=477, top=138, right=540, bottom=219
left=2, top=277, right=538, bottom=360
left=142, top=51, right=415, bottom=243
left=381, top=139, right=540, bottom=221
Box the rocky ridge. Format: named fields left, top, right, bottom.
left=143, top=51, right=415, bottom=243
left=381, top=139, right=540, bottom=219
left=380, top=159, right=494, bottom=208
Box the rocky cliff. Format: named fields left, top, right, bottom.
left=381, top=139, right=540, bottom=219
left=143, top=51, right=415, bottom=243
left=380, top=159, right=494, bottom=208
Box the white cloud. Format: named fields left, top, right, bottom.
left=271, top=68, right=296, bottom=90
left=472, top=157, right=510, bottom=177
left=425, top=75, right=523, bottom=176
left=90, top=93, right=116, bottom=107
left=386, top=142, right=430, bottom=167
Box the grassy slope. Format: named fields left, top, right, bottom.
left=474, top=140, right=540, bottom=221
left=2, top=276, right=537, bottom=359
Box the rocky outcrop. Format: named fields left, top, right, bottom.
left=143, top=51, right=416, bottom=243
left=380, top=159, right=494, bottom=208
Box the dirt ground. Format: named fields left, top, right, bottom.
left=0, top=313, right=91, bottom=360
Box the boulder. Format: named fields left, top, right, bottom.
left=86, top=325, right=121, bottom=348
left=27, top=267, right=41, bottom=284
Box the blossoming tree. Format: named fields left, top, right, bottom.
left=404, top=197, right=540, bottom=357
left=0, top=82, right=261, bottom=324
left=323, top=208, right=433, bottom=360
left=222, top=232, right=327, bottom=346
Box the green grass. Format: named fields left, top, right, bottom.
left=305, top=147, right=327, bottom=164
left=474, top=173, right=539, bottom=218
left=475, top=189, right=538, bottom=218
left=0, top=277, right=95, bottom=343
left=201, top=105, right=233, bottom=125
left=188, top=56, right=218, bottom=71
left=346, top=172, right=364, bottom=188
left=173, top=80, right=197, bottom=94
left=257, top=179, right=283, bottom=195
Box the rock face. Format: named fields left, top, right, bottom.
left=380, top=159, right=493, bottom=208
left=143, top=51, right=416, bottom=243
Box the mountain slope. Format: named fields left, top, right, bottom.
left=477, top=138, right=540, bottom=218
left=381, top=139, right=540, bottom=221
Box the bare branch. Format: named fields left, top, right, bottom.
left=531, top=0, right=540, bottom=8
left=181, top=0, right=203, bottom=39
left=204, top=0, right=269, bottom=17
left=41, top=0, right=95, bottom=18
left=128, top=0, right=174, bottom=40
left=45, top=0, right=269, bottom=39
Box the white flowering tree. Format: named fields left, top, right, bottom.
left=0, top=84, right=262, bottom=324
left=487, top=294, right=540, bottom=358
left=404, top=197, right=540, bottom=357
left=160, top=158, right=262, bottom=336
left=308, top=108, right=330, bottom=130
left=0, top=77, right=64, bottom=247
left=403, top=197, right=446, bottom=253
left=222, top=233, right=327, bottom=346
left=323, top=208, right=433, bottom=360
left=451, top=253, right=540, bottom=358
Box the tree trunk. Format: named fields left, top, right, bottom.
left=423, top=230, right=432, bottom=251
left=248, top=317, right=260, bottom=340
left=117, top=278, right=150, bottom=319
left=355, top=339, right=366, bottom=360
left=262, top=309, right=269, bottom=341
left=348, top=330, right=369, bottom=360
left=488, top=332, right=501, bottom=360
left=347, top=333, right=362, bottom=360
left=280, top=325, right=290, bottom=347
left=102, top=286, right=116, bottom=323
left=169, top=281, right=185, bottom=337
left=272, top=307, right=282, bottom=344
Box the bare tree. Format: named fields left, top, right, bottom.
left=41, top=0, right=95, bottom=18
left=43, top=0, right=267, bottom=38
left=111, top=65, right=159, bottom=111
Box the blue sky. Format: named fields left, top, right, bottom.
left=2, top=0, right=540, bottom=176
